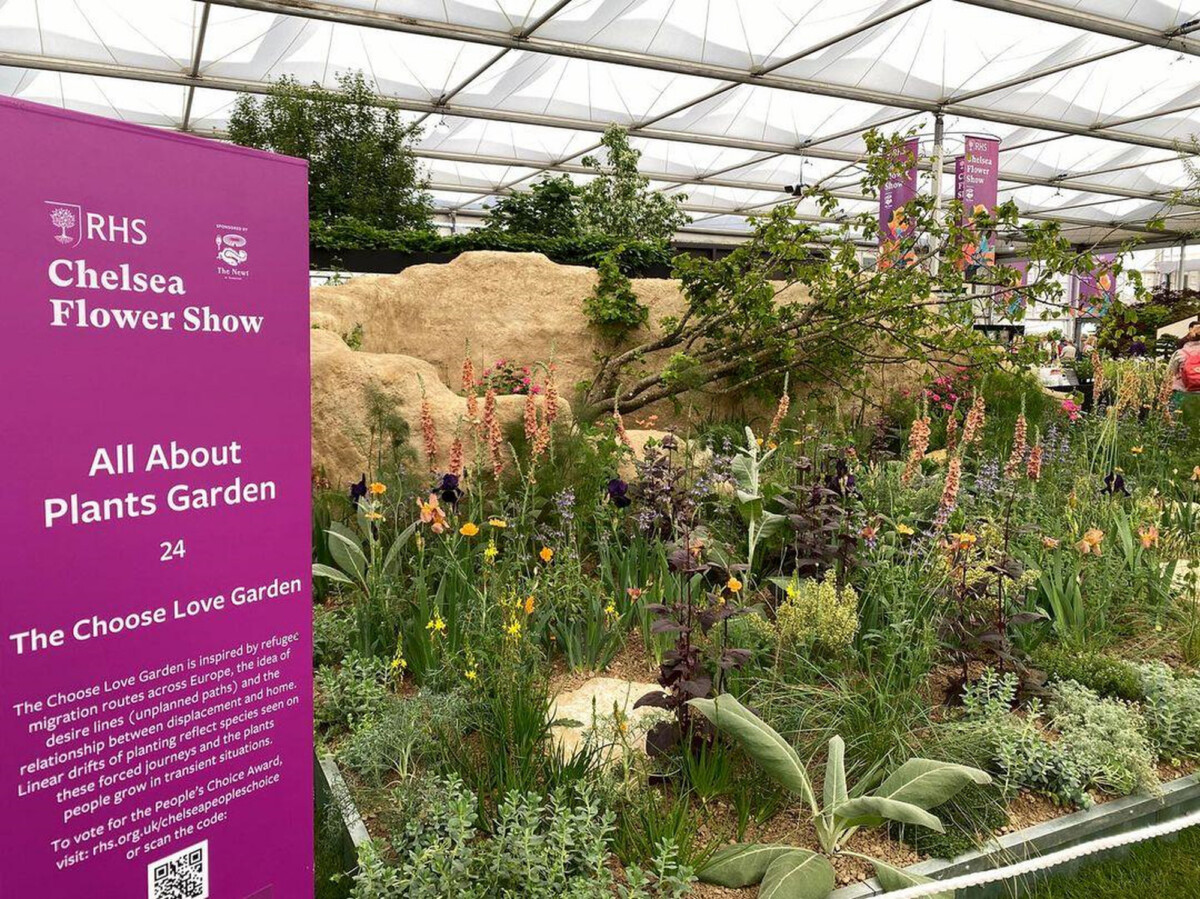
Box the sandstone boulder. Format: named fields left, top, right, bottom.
left=310, top=328, right=565, bottom=487
left=549, top=676, right=666, bottom=764
left=311, top=252, right=690, bottom=407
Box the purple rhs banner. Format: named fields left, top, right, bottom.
left=0, top=97, right=312, bottom=898
left=1075, top=253, right=1117, bottom=317
left=956, top=135, right=999, bottom=272
left=878, top=138, right=919, bottom=269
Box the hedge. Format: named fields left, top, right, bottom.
left=309, top=218, right=675, bottom=274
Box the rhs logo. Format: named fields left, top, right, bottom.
left=45, top=201, right=82, bottom=248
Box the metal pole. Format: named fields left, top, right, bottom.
left=1176, top=239, right=1187, bottom=291
left=930, top=112, right=945, bottom=278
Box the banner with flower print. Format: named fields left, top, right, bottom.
left=955, top=135, right=999, bottom=274
left=1074, top=253, right=1117, bottom=318
left=999, top=258, right=1030, bottom=317
left=878, top=138, right=919, bottom=270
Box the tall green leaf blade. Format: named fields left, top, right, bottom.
left=383, top=520, right=419, bottom=577
left=312, top=562, right=354, bottom=585
left=698, top=844, right=796, bottom=887
left=833, top=796, right=944, bottom=832
left=873, top=759, right=991, bottom=810
left=326, top=525, right=367, bottom=583
left=758, top=850, right=835, bottom=899
left=688, top=695, right=816, bottom=809
left=871, top=859, right=953, bottom=899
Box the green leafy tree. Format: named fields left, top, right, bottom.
left=583, top=250, right=650, bottom=339
left=576, top=130, right=1147, bottom=421
left=578, top=126, right=690, bottom=244
left=484, top=174, right=582, bottom=238
left=228, top=71, right=433, bottom=230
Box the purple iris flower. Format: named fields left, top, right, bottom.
left=607, top=478, right=632, bottom=508
left=438, top=473, right=464, bottom=507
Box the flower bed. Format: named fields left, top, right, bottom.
left=312, top=356, right=1200, bottom=898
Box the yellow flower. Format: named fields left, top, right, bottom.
left=489, top=518, right=508, bottom=528
left=727, top=576, right=743, bottom=593
left=539, top=547, right=554, bottom=563
left=767, top=441, right=778, bottom=451
left=604, top=601, right=617, bottom=618
left=949, top=532, right=978, bottom=551
left=426, top=613, right=447, bottom=636
left=484, top=539, right=498, bottom=562
left=506, top=619, right=522, bottom=637
left=365, top=511, right=384, bottom=521
left=524, top=594, right=535, bottom=615
left=459, top=521, right=479, bottom=537
left=369, top=481, right=387, bottom=495
left=390, top=656, right=407, bottom=672
left=896, top=523, right=915, bottom=536
left=465, top=668, right=478, bottom=681
left=1130, top=446, right=1144, bottom=455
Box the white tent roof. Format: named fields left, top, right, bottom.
left=3, top=0, right=1199, bottom=246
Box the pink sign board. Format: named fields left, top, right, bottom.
left=878, top=138, right=919, bottom=269
left=0, top=96, right=312, bottom=898
left=955, top=135, right=1000, bottom=272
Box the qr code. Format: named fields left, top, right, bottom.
left=148, top=839, right=209, bottom=899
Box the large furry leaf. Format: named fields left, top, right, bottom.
left=698, top=844, right=796, bottom=887
left=873, top=759, right=991, bottom=810
left=833, top=796, right=944, bottom=832
left=688, top=694, right=816, bottom=809
left=872, top=859, right=953, bottom=899
left=759, top=850, right=836, bottom=899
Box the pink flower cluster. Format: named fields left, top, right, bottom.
left=481, top=358, right=542, bottom=396
left=1061, top=398, right=1082, bottom=422
left=923, top=368, right=972, bottom=412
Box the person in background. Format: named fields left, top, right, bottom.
left=1166, top=323, right=1200, bottom=411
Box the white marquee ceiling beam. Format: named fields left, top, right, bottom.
left=180, top=2, right=212, bottom=132
left=425, top=178, right=1186, bottom=238
left=2, top=50, right=1189, bottom=209
left=955, top=0, right=1200, bottom=57
left=201, top=0, right=1188, bottom=151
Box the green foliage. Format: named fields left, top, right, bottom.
left=774, top=573, right=859, bottom=654
left=338, top=691, right=466, bottom=785
left=578, top=127, right=689, bottom=245
left=1048, top=679, right=1159, bottom=797
left=584, top=252, right=650, bottom=339
left=310, top=217, right=673, bottom=273
left=228, top=72, right=432, bottom=230
left=959, top=671, right=1090, bottom=807
left=350, top=777, right=694, bottom=898
left=1096, top=288, right=1200, bottom=357
left=316, top=651, right=392, bottom=734
left=688, top=694, right=988, bottom=897
left=484, top=174, right=582, bottom=238
left=1136, top=662, right=1200, bottom=761
left=960, top=671, right=1160, bottom=806
left=1031, top=646, right=1144, bottom=701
